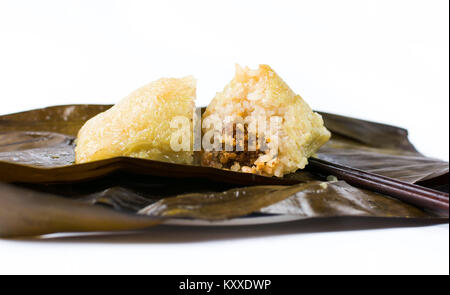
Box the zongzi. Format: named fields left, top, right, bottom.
left=201, top=65, right=330, bottom=177
left=75, top=76, right=196, bottom=164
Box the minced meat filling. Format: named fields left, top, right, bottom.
left=202, top=150, right=262, bottom=169
left=201, top=124, right=266, bottom=170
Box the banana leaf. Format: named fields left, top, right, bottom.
left=0, top=177, right=437, bottom=238
left=0, top=105, right=448, bottom=238
left=0, top=105, right=447, bottom=185
left=317, top=112, right=448, bottom=183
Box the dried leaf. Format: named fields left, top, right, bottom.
left=259, top=181, right=428, bottom=218
left=0, top=105, right=447, bottom=185
left=0, top=105, right=447, bottom=238
left=0, top=182, right=160, bottom=238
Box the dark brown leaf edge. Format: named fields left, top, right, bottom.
left=138, top=181, right=431, bottom=219
left=1, top=178, right=444, bottom=238
left=0, top=182, right=161, bottom=238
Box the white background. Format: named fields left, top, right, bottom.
left=0, top=0, right=448, bottom=275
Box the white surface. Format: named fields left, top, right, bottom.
left=0, top=221, right=449, bottom=275
left=0, top=0, right=448, bottom=275
left=163, top=215, right=305, bottom=226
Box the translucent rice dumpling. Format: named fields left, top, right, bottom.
left=201, top=65, right=330, bottom=177
left=75, top=76, right=196, bottom=164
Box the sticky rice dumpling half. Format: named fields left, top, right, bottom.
left=201, top=65, right=330, bottom=177
left=75, top=76, right=196, bottom=164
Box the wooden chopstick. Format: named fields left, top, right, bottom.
left=307, top=157, right=449, bottom=217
